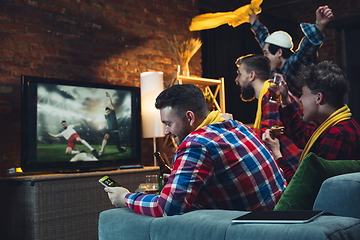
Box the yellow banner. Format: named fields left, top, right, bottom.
left=189, top=0, right=263, bottom=31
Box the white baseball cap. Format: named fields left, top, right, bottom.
left=265, top=31, right=293, bottom=50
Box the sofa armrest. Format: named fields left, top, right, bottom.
left=313, top=172, right=360, bottom=219
left=99, top=208, right=155, bottom=240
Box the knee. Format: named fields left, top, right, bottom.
left=104, top=134, right=109, bottom=140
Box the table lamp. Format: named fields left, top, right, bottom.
left=140, top=71, right=165, bottom=166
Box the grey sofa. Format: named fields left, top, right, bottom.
left=98, top=172, right=360, bottom=240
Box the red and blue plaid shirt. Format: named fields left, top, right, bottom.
left=125, top=120, right=287, bottom=217
left=280, top=104, right=360, bottom=160
left=251, top=21, right=324, bottom=98
left=252, top=91, right=304, bottom=173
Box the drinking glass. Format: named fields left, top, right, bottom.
left=268, top=74, right=282, bottom=103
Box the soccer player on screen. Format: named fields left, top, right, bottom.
left=43, top=121, right=99, bottom=157
left=99, top=92, right=126, bottom=156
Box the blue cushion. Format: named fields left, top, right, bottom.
left=313, top=172, right=360, bottom=218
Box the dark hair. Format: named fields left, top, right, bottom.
left=268, top=43, right=293, bottom=59
left=155, top=84, right=209, bottom=119
left=297, top=61, right=349, bottom=108
left=61, top=120, right=66, bottom=124
left=105, top=107, right=110, bottom=111
left=235, top=54, right=270, bottom=80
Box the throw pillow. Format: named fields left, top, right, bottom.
left=274, top=152, right=360, bottom=211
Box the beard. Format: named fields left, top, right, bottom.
left=240, top=84, right=255, bottom=102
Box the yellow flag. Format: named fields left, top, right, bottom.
left=189, top=0, right=263, bottom=31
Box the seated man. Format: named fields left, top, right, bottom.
left=235, top=54, right=303, bottom=180
left=262, top=61, right=360, bottom=181
left=105, top=84, right=286, bottom=217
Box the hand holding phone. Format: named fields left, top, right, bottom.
left=99, top=175, right=121, bottom=187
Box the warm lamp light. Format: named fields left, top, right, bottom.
left=140, top=71, right=165, bottom=165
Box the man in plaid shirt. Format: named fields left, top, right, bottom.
left=249, top=5, right=333, bottom=98
left=262, top=61, right=360, bottom=180
left=235, top=54, right=303, bottom=182
left=105, top=84, right=286, bottom=217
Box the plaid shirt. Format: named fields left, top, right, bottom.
left=125, top=120, right=286, bottom=217
left=253, top=91, right=304, bottom=172
left=251, top=21, right=325, bottom=98
left=280, top=104, right=360, bottom=160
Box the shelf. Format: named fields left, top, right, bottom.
left=165, top=72, right=226, bottom=113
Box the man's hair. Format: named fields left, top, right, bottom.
left=297, top=61, right=349, bottom=108
left=235, top=54, right=270, bottom=80
left=268, top=44, right=293, bottom=59
left=61, top=120, right=66, bottom=124
left=155, top=84, right=209, bottom=119
left=105, top=107, right=110, bottom=111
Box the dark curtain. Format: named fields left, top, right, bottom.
left=201, top=23, right=262, bottom=124
left=345, top=27, right=360, bottom=124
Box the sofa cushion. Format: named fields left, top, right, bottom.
left=99, top=208, right=360, bottom=240
left=226, top=215, right=360, bottom=240
left=313, top=172, right=360, bottom=218
left=274, top=153, right=360, bottom=211
left=150, top=209, right=246, bottom=240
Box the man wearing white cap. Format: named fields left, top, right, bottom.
left=249, top=5, right=333, bottom=98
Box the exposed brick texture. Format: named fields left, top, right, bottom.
left=0, top=0, right=201, bottom=174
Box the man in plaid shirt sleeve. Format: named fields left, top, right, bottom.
left=105, top=84, right=286, bottom=217
left=235, top=54, right=304, bottom=182
left=249, top=5, right=333, bottom=98
left=262, top=61, right=360, bottom=180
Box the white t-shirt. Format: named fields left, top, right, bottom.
left=70, top=152, right=98, bottom=162
left=57, top=125, right=76, bottom=140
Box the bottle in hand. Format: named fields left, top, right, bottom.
left=154, top=152, right=172, bottom=190
left=154, top=152, right=172, bottom=175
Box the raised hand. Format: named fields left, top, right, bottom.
left=316, top=5, right=334, bottom=31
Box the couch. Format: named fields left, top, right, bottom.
left=99, top=153, right=360, bottom=240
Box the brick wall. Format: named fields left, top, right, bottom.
left=0, top=0, right=202, bottom=174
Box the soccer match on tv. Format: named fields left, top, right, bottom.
left=36, top=83, right=132, bottom=163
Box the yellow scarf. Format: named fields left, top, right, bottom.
left=189, top=0, right=263, bottom=31
left=253, top=81, right=271, bottom=130
left=299, top=105, right=352, bottom=164
left=196, top=111, right=225, bottom=130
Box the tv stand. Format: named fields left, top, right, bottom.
left=0, top=166, right=159, bottom=240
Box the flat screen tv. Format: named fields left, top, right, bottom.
left=21, top=75, right=142, bottom=173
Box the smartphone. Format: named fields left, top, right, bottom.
left=99, top=175, right=121, bottom=187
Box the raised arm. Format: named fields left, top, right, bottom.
left=43, top=130, right=58, bottom=138
left=106, top=92, right=115, bottom=110
left=73, top=122, right=84, bottom=127
left=249, top=10, right=259, bottom=26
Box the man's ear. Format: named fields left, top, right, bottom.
left=185, top=111, right=196, bottom=127
left=316, top=92, right=326, bottom=105
left=249, top=71, right=257, bottom=82
left=277, top=48, right=283, bottom=58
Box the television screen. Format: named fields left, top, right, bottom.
left=21, top=75, right=141, bottom=173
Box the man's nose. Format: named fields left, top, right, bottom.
left=164, top=127, right=170, bottom=136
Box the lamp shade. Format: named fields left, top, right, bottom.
left=140, top=71, right=165, bottom=138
